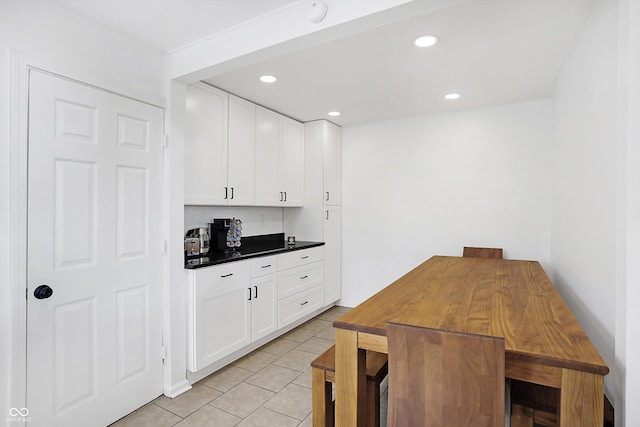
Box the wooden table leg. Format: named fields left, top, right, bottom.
left=312, top=367, right=332, bottom=427
left=559, top=369, right=604, bottom=427
left=335, top=328, right=366, bottom=427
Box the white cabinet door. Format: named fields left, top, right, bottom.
left=280, top=117, right=304, bottom=206
left=255, top=107, right=281, bottom=205
left=227, top=95, right=256, bottom=205
left=250, top=274, right=277, bottom=341
left=256, top=108, right=304, bottom=207
left=192, top=280, right=251, bottom=371
left=324, top=206, right=342, bottom=304
left=323, top=121, right=342, bottom=206
left=185, top=83, right=228, bottom=205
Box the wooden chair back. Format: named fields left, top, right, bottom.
left=386, top=322, right=505, bottom=427
left=463, top=246, right=503, bottom=259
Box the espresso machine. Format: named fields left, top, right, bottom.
left=209, top=218, right=242, bottom=252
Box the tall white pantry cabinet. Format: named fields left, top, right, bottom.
left=285, top=120, right=342, bottom=305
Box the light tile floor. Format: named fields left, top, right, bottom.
left=110, top=305, right=389, bottom=427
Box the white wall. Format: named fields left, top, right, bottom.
left=184, top=206, right=285, bottom=236
left=549, top=0, right=618, bottom=402
left=623, top=1, right=640, bottom=424
left=341, top=99, right=552, bottom=306
left=0, top=0, right=164, bottom=418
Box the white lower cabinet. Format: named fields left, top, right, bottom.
left=277, top=262, right=324, bottom=300
left=250, top=256, right=278, bottom=341
left=188, top=247, right=325, bottom=373
left=277, top=246, right=325, bottom=329
left=278, top=285, right=324, bottom=329
left=188, top=261, right=252, bottom=372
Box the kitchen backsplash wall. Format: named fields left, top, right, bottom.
left=184, top=206, right=285, bottom=236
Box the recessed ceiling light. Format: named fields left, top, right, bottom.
left=260, top=75, right=277, bottom=83
left=414, top=35, right=438, bottom=48
left=444, top=93, right=461, bottom=100
left=328, top=111, right=341, bottom=117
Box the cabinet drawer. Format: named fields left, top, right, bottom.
left=277, top=261, right=324, bottom=299
left=278, top=284, right=324, bottom=329
left=278, top=246, right=324, bottom=271
left=251, top=255, right=277, bottom=277
left=193, top=260, right=251, bottom=290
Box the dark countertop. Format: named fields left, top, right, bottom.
left=185, top=233, right=324, bottom=269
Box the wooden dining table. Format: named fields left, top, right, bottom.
left=332, top=255, right=609, bottom=427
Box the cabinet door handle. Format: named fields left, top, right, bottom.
left=248, top=287, right=252, bottom=301
left=301, top=255, right=309, bottom=259
left=326, top=191, right=330, bottom=201
left=325, top=210, right=329, bottom=220
left=284, top=191, right=287, bottom=202
left=300, top=275, right=309, bottom=280
left=261, top=264, right=271, bottom=268
left=280, top=192, right=283, bottom=202
left=254, top=285, right=258, bottom=299
left=300, top=301, right=309, bottom=306
left=224, top=186, right=228, bottom=199
left=230, top=187, right=234, bottom=199
left=221, top=273, right=234, bottom=278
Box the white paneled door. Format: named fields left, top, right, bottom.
left=26, top=70, right=164, bottom=427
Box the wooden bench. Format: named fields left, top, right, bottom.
left=311, top=345, right=388, bottom=427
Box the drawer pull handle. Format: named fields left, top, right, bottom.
left=300, top=275, right=309, bottom=280
left=221, top=273, right=234, bottom=278
left=300, top=301, right=309, bottom=306
left=301, top=255, right=309, bottom=259
left=261, top=264, right=271, bottom=268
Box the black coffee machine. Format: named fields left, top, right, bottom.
left=209, top=218, right=232, bottom=252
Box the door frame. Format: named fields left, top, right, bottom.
left=8, top=50, right=169, bottom=415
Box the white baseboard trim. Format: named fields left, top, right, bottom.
left=163, top=379, right=192, bottom=398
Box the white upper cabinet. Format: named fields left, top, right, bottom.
left=227, top=95, right=256, bottom=205
left=255, top=106, right=304, bottom=207
left=184, top=83, right=228, bottom=205
left=279, top=116, right=304, bottom=206
left=323, top=121, right=341, bottom=205
left=255, top=107, right=281, bottom=205
left=186, top=86, right=303, bottom=207
left=185, top=85, right=256, bottom=205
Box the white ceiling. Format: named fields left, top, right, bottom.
left=54, top=0, right=300, bottom=52
left=54, top=0, right=594, bottom=126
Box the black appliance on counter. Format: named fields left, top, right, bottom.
left=209, top=218, right=233, bottom=252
